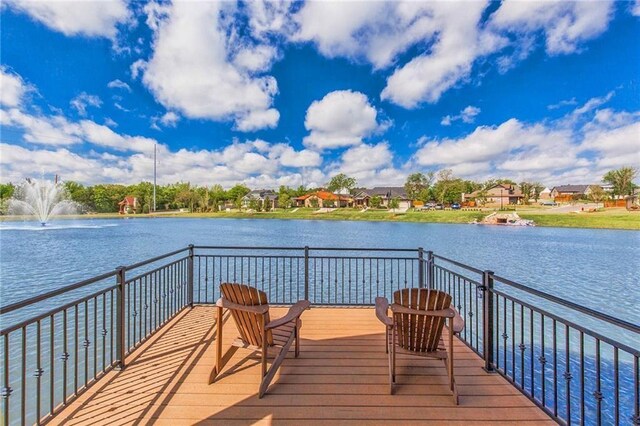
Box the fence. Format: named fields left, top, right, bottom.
left=1, top=245, right=638, bottom=425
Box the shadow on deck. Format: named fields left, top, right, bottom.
left=50, top=306, right=553, bottom=425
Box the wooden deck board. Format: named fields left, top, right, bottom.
left=50, top=306, right=553, bottom=425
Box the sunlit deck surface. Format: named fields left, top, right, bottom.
left=50, top=306, right=553, bottom=425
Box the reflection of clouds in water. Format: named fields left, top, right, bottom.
left=0, top=224, right=118, bottom=231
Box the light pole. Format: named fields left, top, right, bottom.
left=153, top=143, right=157, bottom=212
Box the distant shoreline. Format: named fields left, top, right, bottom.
left=1, top=207, right=638, bottom=230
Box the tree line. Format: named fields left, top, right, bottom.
left=0, top=166, right=636, bottom=214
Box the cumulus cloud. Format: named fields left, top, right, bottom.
left=0, top=67, right=31, bottom=108
left=441, top=106, right=481, bottom=126
left=303, top=90, right=384, bottom=150
left=136, top=1, right=280, bottom=132
left=633, top=0, right=640, bottom=17
left=70, top=92, right=102, bottom=116
left=4, top=0, right=130, bottom=39
left=292, top=1, right=614, bottom=108
left=490, top=1, right=614, bottom=55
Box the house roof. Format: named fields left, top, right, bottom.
left=296, top=191, right=351, bottom=201
left=243, top=189, right=277, bottom=200
left=118, top=196, right=136, bottom=206
left=551, top=185, right=591, bottom=194
left=466, top=184, right=523, bottom=199
left=356, top=187, right=409, bottom=199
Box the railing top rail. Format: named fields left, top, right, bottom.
left=492, top=273, right=640, bottom=334
left=0, top=246, right=190, bottom=316
left=432, top=254, right=484, bottom=275
left=124, top=246, right=189, bottom=271
left=0, top=269, right=118, bottom=315
left=194, top=245, right=419, bottom=253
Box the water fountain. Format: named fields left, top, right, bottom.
left=8, top=177, right=78, bottom=226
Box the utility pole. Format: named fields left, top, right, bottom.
left=153, top=143, right=157, bottom=212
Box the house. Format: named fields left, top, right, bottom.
left=626, top=188, right=639, bottom=210
left=463, top=184, right=524, bottom=206
left=550, top=185, right=596, bottom=202
left=354, top=187, right=412, bottom=210
left=241, top=189, right=278, bottom=210
left=538, top=187, right=552, bottom=200
left=118, top=196, right=138, bottom=214
left=294, top=190, right=352, bottom=208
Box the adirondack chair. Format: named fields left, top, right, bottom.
left=375, top=288, right=464, bottom=403
left=212, top=283, right=311, bottom=398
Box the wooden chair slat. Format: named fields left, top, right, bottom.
left=213, top=283, right=308, bottom=398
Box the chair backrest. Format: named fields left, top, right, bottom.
left=221, top=283, right=272, bottom=346
left=392, top=288, right=452, bottom=353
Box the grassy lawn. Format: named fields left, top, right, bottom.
left=517, top=208, right=640, bottom=230
left=3, top=207, right=638, bottom=230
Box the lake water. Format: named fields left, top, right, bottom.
left=0, top=217, right=638, bottom=425
left=1, top=217, right=639, bottom=324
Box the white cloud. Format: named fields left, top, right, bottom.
left=548, top=98, right=578, bottom=110
left=0, top=67, right=31, bottom=108
left=489, top=1, right=614, bottom=55
left=382, top=2, right=502, bottom=108
left=633, top=0, right=640, bottom=17
left=136, top=1, right=279, bottom=132
left=441, top=105, right=481, bottom=126
left=572, top=91, right=614, bottom=116
left=107, top=79, right=131, bottom=92
left=4, top=0, right=130, bottom=39
left=580, top=109, right=640, bottom=169
left=292, top=1, right=614, bottom=108
left=70, top=92, right=102, bottom=116
left=303, top=90, right=382, bottom=150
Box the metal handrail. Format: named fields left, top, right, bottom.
left=492, top=273, right=640, bottom=334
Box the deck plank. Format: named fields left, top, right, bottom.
left=50, top=306, right=553, bottom=425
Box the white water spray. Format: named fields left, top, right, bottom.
left=8, top=177, right=78, bottom=226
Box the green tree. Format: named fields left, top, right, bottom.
left=248, top=197, right=262, bottom=212
left=388, top=197, right=400, bottom=213
left=370, top=195, right=383, bottom=209
left=603, top=167, right=638, bottom=198
left=327, top=173, right=357, bottom=204
left=227, top=184, right=251, bottom=202
left=589, top=185, right=607, bottom=208
left=519, top=182, right=534, bottom=205
left=309, top=197, right=319, bottom=208
left=0, top=183, right=15, bottom=214
left=209, top=184, right=226, bottom=212
left=404, top=172, right=434, bottom=201
left=532, top=183, right=545, bottom=202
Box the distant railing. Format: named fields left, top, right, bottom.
left=0, top=245, right=638, bottom=425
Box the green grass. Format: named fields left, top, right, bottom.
left=3, top=207, right=638, bottom=230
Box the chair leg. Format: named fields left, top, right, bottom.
left=448, top=319, right=458, bottom=405
left=294, top=320, right=300, bottom=358
left=259, top=329, right=296, bottom=398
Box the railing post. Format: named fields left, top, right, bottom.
left=482, top=270, right=495, bottom=372
left=188, top=245, right=195, bottom=307
left=426, top=250, right=434, bottom=289
left=418, top=247, right=424, bottom=288
left=115, top=266, right=126, bottom=370
left=304, top=246, right=310, bottom=301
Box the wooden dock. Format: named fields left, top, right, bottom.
left=50, top=306, right=553, bottom=425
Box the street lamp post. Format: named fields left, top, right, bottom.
left=153, top=143, right=157, bottom=213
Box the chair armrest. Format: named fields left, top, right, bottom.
left=265, top=300, right=311, bottom=330
left=216, top=298, right=269, bottom=315
left=451, top=306, right=465, bottom=334
left=390, top=304, right=456, bottom=318
left=375, top=297, right=393, bottom=327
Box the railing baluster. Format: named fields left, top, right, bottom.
left=36, top=320, right=42, bottom=424
left=595, top=338, right=602, bottom=426
left=565, top=324, right=571, bottom=425
left=21, top=327, right=26, bottom=426
left=3, top=333, right=10, bottom=426
left=580, top=331, right=585, bottom=425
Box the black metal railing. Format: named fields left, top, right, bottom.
left=0, top=245, right=637, bottom=425
left=0, top=247, right=191, bottom=425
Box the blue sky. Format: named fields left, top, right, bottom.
left=1, top=0, right=639, bottom=188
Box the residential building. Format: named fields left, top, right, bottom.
left=462, top=184, right=524, bottom=206
left=241, top=189, right=278, bottom=210
left=118, top=196, right=138, bottom=214
left=354, top=187, right=412, bottom=210
left=295, top=191, right=352, bottom=208
left=549, top=185, right=597, bottom=201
